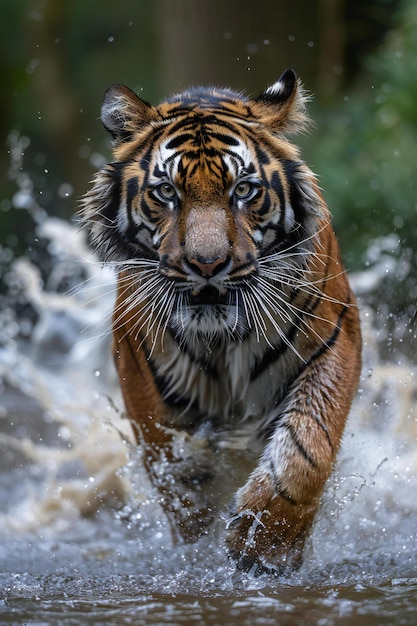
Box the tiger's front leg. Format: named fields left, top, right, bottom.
left=226, top=336, right=361, bottom=576
left=112, top=308, right=216, bottom=543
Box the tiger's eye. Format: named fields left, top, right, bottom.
left=158, top=183, right=176, bottom=200
left=234, top=181, right=252, bottom=199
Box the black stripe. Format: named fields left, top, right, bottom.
left=256, top=170, right=288, bottom=244
left=125, top=176, right=139, bottom=233
left=278, top=304, right=349, bottom=394
left=254, top=143, right=270, bottom=166
left=139, top=343, right=192, bottom=409
left=271, top=170, right=287, bottom=228
left=137, top=333, right=220, bottom=411
left=211, top=132, right=240, bottom=146
left=250, top=322, right=299, bottom=382
left=304, top=305, right=349, bottom=369
left=255, top=191, right=271, bottom=218
left=165, top=133, right=195, bottom=150
left=90, top=163, right=131, bottom=261
left=313, top=413, right=334, bottom=453
left=137, top=126, right=165, bottom=170
left=161, top=111, right=249, bottom=140
left=259, top=303, right=349, bottom=441
left=99, top=163, right=122, bottom=223
left=250, top=292, right=316, bottom=381
left=284, top=422, right=317, bottom=468
left=280, top=160, right=312, bottom=235
left=183, top=145, right=224, bottom=159
left=123, top=333, right=196, bottom=415
left=140, top=196, right=157, bottom=223
left=269, top=462, right=298, bottom=505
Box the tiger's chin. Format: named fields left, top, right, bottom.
left=169, top=295, right=248, bottom=347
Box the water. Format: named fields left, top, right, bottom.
left=1, top=214, right=417, bottom=625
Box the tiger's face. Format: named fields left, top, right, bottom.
left=82, top=70, right=327, bottom=346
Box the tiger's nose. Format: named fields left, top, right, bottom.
left=187, top=255, right=230, bottom=277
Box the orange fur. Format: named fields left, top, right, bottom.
left=81, top=70, right=361, bottom=575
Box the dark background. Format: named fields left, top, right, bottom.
left=1, top=0, right=416, bottom=316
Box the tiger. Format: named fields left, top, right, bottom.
left=80, top=69, right=362, bottom=576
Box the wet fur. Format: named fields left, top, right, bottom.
left=80, top=70, right=361, bottom=575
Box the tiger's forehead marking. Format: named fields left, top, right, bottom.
left=153, top=110, right=257, bottom=190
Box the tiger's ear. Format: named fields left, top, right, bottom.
left=254, top=69, right=310, bottom=135
left=101, top=85, right=158, bottom=143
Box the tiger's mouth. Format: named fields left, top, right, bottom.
left=188, top=286, right=228, bottom=306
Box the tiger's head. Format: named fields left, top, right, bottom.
left=81, top=69, right=329, bottom=347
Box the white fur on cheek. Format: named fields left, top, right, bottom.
left=117, top=198, right=129, bottom=234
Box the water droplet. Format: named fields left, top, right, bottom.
left=58, top=183, right=73, bottom=198
left=246, top=43, right=258, bottom=55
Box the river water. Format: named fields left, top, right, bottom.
left=1, top=214, right=416, bottom=625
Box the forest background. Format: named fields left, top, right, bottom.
left=1, top=0, right=416, bottom=324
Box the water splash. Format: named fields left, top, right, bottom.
left=0, top=142, right=416, bottom=623
left=1, top=215, right=416, bottom=586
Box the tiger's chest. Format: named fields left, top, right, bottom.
left=151, top=332, right=301, bottom=432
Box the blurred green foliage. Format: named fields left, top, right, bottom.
left=305, top=0, right=417, bottom=323
left=312, top=0, right=417, bottom=269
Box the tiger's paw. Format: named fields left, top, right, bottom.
left=225, top=507, right=304, bottom=576
left=225, top=475, right=312, bottom=576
